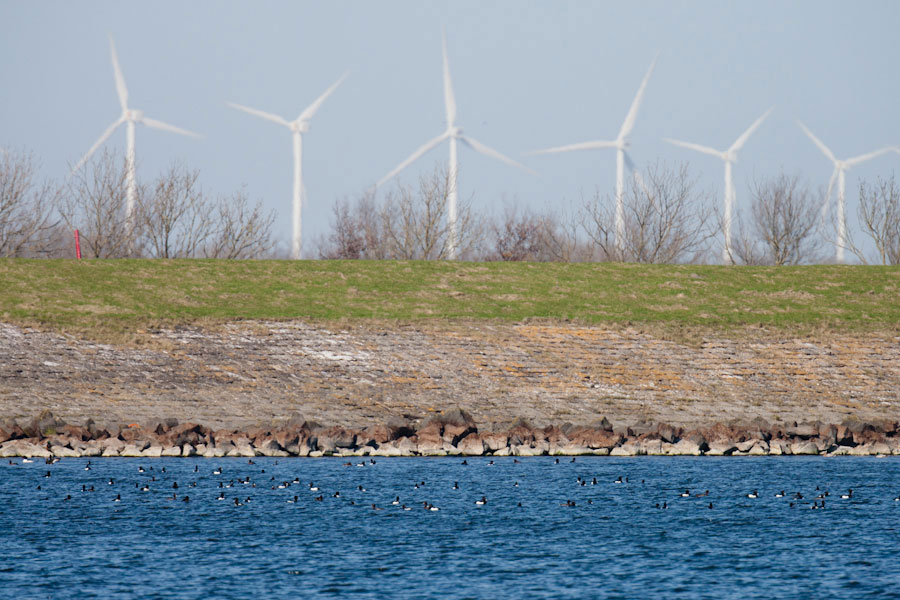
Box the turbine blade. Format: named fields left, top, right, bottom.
left=617, top=55, right=657, bottom=142
left=377, top=132, right=449, bottom=187
left=845, top=147, right=894, bottom=167
left=530, top=140, right=618, bottom=155
left=663, top=138, right=724, bottom=159
left=797, top=121, right=836, bottom=163
left=442, top=29, right=457, bottom=126
left=298, top=71, right=349, bottom=123
left=460, top=136, right=535, bottom=174
left=142, top=117, right=203, bottom=138
left=109, top=36, right=129, bottom=112
left=729, top=107, right=773, bottom=153
left=227, top=102, right=290, bottom=127
left=71, top=118, right=123, bottom=174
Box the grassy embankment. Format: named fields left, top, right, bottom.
left=1, top=259, right=899, bottom=340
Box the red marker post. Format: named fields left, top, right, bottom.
left=74, top=229, right=82, bottom=260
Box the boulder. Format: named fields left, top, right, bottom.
left=657, top=423, right=680, bottom=444
left=667, top=438, right=705, bottom=456
left=142, top=446, right=163, bottom=458
left=786, top=422, right=818, bottom=439
left=511, top=444, right=543, bottom=457
left=747, top=441, right=769, bottom=455
left=706, top=440, right=737, bottom=456
left=119, top=444, right=145, bottom=457
left=161, top=445, right=182, bottom=457
left=416, top=432, right=444, bottom=455
left=181, top=444, right=197, bottom=457
left=360, top=424, right=393, bottom=446
left=0, top=440, right=51, bottom=458
left=443, top=423, right=476, bottom=446
left=51, top=446, right=82, bottom=458
left=610, top=443, right=642, bottom=456
left=456, top=433, right=485, bottom=456
left=791, top=441, right=819, bottom=455
left=25, top=410, right=65, bottom=438
left=480, top=432, right=509, bottom=452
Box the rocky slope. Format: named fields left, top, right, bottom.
left=2, top=320, right=900, bottom=430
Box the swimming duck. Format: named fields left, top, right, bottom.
left=212, top=468, right=222, bottom=475
left=747, top=490, right=758, bottom=499
left=392, top=496, right=400, bottom=505
left=775, top=491, right=785, bottom=498
left=475, top=496, right=487, bottom=505
left=680, top=489, right=691, bottom=498
left=840, top=489, right=852, bottom=499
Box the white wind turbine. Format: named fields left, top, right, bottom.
left=797, top=122, right=896, bottom=263
left=228, top=73, right=347, bottom=260
left=72, top=36, right=201, bottom=231
left=664, top=108, right=773, bottom=264
left=531, top=58, right=657, bottom=254
left=377, top=31, right=534, bottom=259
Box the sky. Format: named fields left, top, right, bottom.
left=2, top=1, right=899, bottom=260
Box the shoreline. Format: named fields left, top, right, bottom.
left=2, top=410, right=898, bottom=458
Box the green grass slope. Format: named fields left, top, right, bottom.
left=2, top=259, right=899, bottom=335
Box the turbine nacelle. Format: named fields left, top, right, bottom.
left=290, top=121, right=310, bottom=134
left=125, top=108, right=144, bottom=122
left=448, top=126, right=463, bottom=138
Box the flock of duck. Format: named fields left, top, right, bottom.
left=7, top=456, right=900, bottom=512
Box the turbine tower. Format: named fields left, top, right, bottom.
left=72, top=36, right=201, bottom=233
left=664, top=108, right=773, bottom=264
left=377, top=31, right=533, bottom=259
left=797, top=122, right=896, bottom=263
left=531, top=58, right=657, bottom=254
left=228, top=72, right=347, bottom=260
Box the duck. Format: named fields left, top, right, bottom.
left=614, top=476, right=623, bottom=484
left=695, top=490, right=710, bottom=498
left=113, top=494, right=121, bottom=502
left=233, top=498, right=242, bottom=507
left=212, top=468, right=222, bottom=475
left=22, top=458, right=33, bottom=463
left=840, top=489, right=853, bottom=499
left=680, top=489, right=691, bottom=498
left=216, top=492, right=225, bottom=501
left=475, top=496, right=487, bottom=505
left=138, top=466, right=145, bottom=473
left=391, top=496, right=400, bottom=505
left=747, top=490, right=758, bottom=499
left=140, top=484, right=150, bottom=492
left=309, top=483, right=319, bottom=491
left=287, top=496, right=298, bottom=503
left=371, top=504, right=383, bottom=511
left=453, top=481, right=459, bottom=490
left=84, top=462, right=91, bottom=471
left=182, top=496, right=190, bottom=503
left=775, top=490, right=785, bottom=498
left=357, top=485, right=366, bottom=492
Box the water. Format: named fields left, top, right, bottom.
left=1, top=456, right=898, bottom=599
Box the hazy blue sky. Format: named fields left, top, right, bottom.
left=2, top=1, right=899, bottom=259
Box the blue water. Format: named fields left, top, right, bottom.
left=1, top=456, right=898, bottom=599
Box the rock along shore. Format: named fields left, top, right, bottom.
left=2, top=409, right=898, bottom=459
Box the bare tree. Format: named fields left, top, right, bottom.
left=488, top=204, right=545, bottom=261
left=317, top=190, right=387, bottom=259
left=380, top=166, right=482, bottom=260
left=847, top=175, right=900, bottom=264
left=203, top=188, right=276, bottom=259
left=59, top=150, right=136, bottom=258
left=729, top=173, right=823, bottom=265
left=583, top=162, right=712, bottom=263
left=0, top=149, right=64, bottom=257
left=137, top=163, right=213, bottom=258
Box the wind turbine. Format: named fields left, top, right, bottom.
left=377, top=31, right=533, bottom=259
left=664, top=108, right=773, bottom=264
left=531, top=58, right=657, bottom=254
left=797, top=122, right=896, bottom=263
left=228, top=73, right=347, bottom=260
left=72, top=36, right=201, bottom=232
